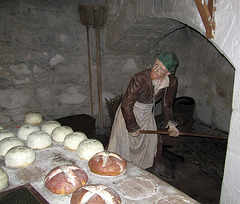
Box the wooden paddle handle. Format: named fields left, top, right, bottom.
left=139, top=130, right=228, bottom=140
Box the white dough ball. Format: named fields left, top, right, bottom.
left=77, top=139, right=104, bottom=161
left=18, top=124, right=40, bottom=140
left=0, top=129, right=15, bottom=141
left=63, top=132, right=88, bottom=151
left=24, top=112, right=43, bottom=124
left=5, top=146, right=36, bottom=168
left=0, top=167, right=8, bottom=192
left=41, top=120, right=61, bottom=135
left=51, top=126, right=73, bottom=143
left=0, top=137, right=24, bottom=156
left=27, top=131, right=52, bottom=149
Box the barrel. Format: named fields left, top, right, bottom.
left=173, top=96, right=195, bottom=119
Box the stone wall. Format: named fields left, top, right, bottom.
left=104, top=0, right=234, bottom=132
left=156, top=27, right=234, bottom=132
left=0, top=0, right=234, bottom=133
left=1, top=1, right=240, bottom=202
left=0, top=0, right=107, bottom=127
left=103, top=27, right=234, bottom=133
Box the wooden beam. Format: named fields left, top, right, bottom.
left=194, top=0, right=216, bottom=38
left=207, top=0, right=214, bottom=17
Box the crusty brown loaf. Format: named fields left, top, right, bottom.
left=71, top=184, right=121, bottom=204
left=88, top=151, right=127, bottom=176
left=44, top=165, right=88, bottom=195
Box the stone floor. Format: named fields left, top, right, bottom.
left=147, top=120, right=228, bottom=204
left=96, top=120, right=228, bottom=204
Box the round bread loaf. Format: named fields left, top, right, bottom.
left=77, top=139, right=104, bottom=161
left=0, top=137, right=24, bottom=156
left=41, top=120, right=61, bottom=135
left=18, top=124, right=40, bottom=140
left=0, top=167, right=8, bottom=192
left=0, top=129, right=15, bottom=141
left=27, top=131, right=52, bottom=149
left=24, top=112, right=43, bottom=124
left=51, top=126, right=73, bottom=143
left=88, top=151, right=127, bottom=176
left=71, top=184, right=121, bottom=204
left=63, top=132, right=88, bottom=151
left=44, top=165, right=88, bottom=195
left=5, top=146, right=36, bottom=168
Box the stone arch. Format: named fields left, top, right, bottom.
left=105, top=1, right=239, bottom=203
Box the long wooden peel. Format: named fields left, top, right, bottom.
left=139, top=130, right=228, bottom=140
left=86, top=26, right=93, bottom=116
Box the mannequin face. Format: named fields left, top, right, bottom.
left=150, top=59, right=171, bottom=79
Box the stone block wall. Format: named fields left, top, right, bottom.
left=0, top=0, right=235, bottom=134
left=104, top=0, right=234, bottom=132
left=0, top=0, right=108, bottom=128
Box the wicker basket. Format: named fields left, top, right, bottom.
left=105, top=94, right=123, bottom=126
left=56, top=114, right=96, bottom=138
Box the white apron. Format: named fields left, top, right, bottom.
left=107, top=101, right=158, bottom=169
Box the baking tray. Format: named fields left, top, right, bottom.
left=0, top=183, right=49, bottom=204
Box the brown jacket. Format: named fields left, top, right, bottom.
left=121, top=68, right=178, bottom=133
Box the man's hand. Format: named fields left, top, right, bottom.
left=166, top=121, right=179, bottom=137
left=168, top=125, right=179, bottom=137
left=130, top=129, right=141, bottom=137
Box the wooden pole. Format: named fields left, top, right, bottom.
left=139, top=130, right=228, bottom=140
left=95, top=26, right=103, bottom=129
left=86, top=26, right=93, bottom=116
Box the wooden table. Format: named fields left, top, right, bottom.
left=1, top=122, right=199, bottom=204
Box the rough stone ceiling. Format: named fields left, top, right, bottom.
left=107, top=18, right=186, bottom=55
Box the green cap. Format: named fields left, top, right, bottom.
left=156, top=52, right=179, bottom=74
